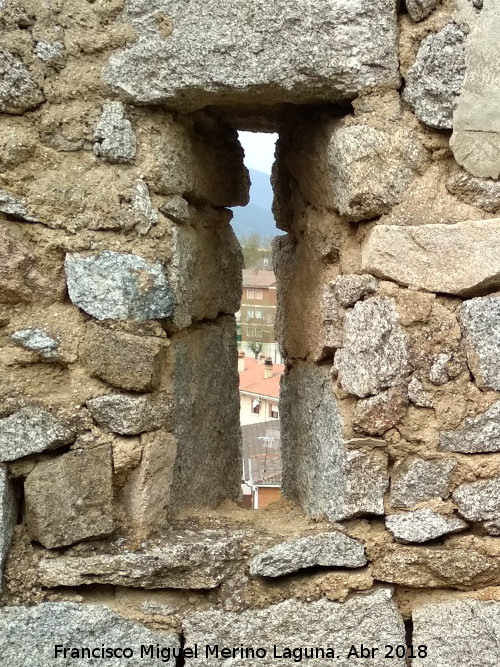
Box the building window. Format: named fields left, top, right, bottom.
left=255, top=329, right=262, bottom=338
left=255, top=290, right=263, bottom=300
left=252, top=398, right=260, bottom=415
left=270, top=403, right=279, bottom=419
left=247, top=289, right=255, bottom=299
left=247, top=308, right=254, bottom=320
left=255, top=309, right=263, bottom=319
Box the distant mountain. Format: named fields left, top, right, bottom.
left=231, top=168, right=285, bottom=241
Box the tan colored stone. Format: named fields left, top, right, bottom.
left=120, top=431, right=177, bottom=538
left=81, top=323, right=167, bottom=392
left=25, top=446, right=114, bottom=549
left=353, top=387, right=408, bottom=436
left=112, top=437, right=142, bottom=478
left=0, top=230, right=50, bottom=305
left=362, top=220, right=500, bottom=296
left=373, top=544, right=500, bottom=589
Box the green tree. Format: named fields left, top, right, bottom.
left=249, top=341, right=263, bottom=359
left=240, top=234, right=273, bottom=269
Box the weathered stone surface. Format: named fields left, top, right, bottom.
left=165, top=217, right=243, bottom=330
left=353, top=387, right=407, bottom=436
left=0, top=230, right=51, bottom=305
left=362, top=220, right=500, bottom=296
left=447, top=167, right=500, bottom=213
left=373, top=545, right=500, bottom=588
left=132, top=180, right=158, bottom=234
left=65, top=251, right=174, bottom=321
left=334, top=297, right=409, bottom=398
left=440, top=401, right=500, bottom=453
left=167, top=318, right=242, bottom=511
left=403, top=23, right=466, bottom=129
left=137, top=111, right=249, bottom=208
left=484, top=520, right=500, bottom=536
left=184, top=588, right=406, bottom=666
left=451, top=1, right=500, bottom=178
left=452, top=475, right=500, bottom=522
left=159, top=195, right=190, bottom=223
left=459, top=297, right=500, bottom=390
left=38, top=530, right=243, bottom=589
left=25, top=446, right=114, bottom=549
left=103, top=0, right=400, bottom=111
left=412, top=599, right=500, bottom=667
left=327, top=125, right=427, bottom=222
left=385, top=508, right=467, bottom=543
left=281, top=363, right=388, bottom=521
left=120, top=431, right=177, bottom=539
left=0, top=603, right=179, bottom=666
left=0, top=188, right=37, bottom=222
left=0, top=48, right=44, bottom=114
left=405, top=0, right=439, bottom=21
left=87, top=393, right=172, bottom=435
left=81, top=323, right=166, bottom=392
left=407, top=376, right=433, bottom=408
left=0, top=407, right=74, bottom=462
left=333, top=274, right=378, bottom=308
left=11, top=328, right=59, bottom=359
left=0, top=468, right=16, bottom=592
left=93, top=101, right=136, bottom=163
left=249, top=532, right=367, bottom=578
left=390, top=456, right=456, bottom=508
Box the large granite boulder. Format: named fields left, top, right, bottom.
left=184, top=588, right=406, bottom=666
left=0, top=603, right=179, bottom=666
left=103, top=0, right=400, bottom=110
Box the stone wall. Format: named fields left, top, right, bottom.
left=1, top=0, right=500, bottom=664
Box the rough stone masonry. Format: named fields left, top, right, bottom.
left=0, top=0, right=500, bottom=664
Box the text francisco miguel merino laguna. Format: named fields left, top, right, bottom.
left=54, top=643, right=379, bottom=662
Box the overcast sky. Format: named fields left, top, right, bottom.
left=238, top=131, right=278, bottom=175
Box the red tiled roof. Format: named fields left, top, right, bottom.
left=242, top=269, right=276, bottom=288
left=239, top=357, right=284, bottom=399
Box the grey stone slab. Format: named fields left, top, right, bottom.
left=38, top=530, right=243, bottom=589
left=403, top=22, right=466, bottom=129
left=0, top=407, right=74, bottom=463
left=459, top=296, right=500, bottom=390
left=327, top=124, right=427, bottom=222
left=334, top=297, right=409, bottom=398
left=412, top=599, right=500, bottom=667
left=249, top=532, right=367, bottom=578
left=0, top=603, right=179, bottom=666
left=103, top=0, right=400, bottom=111
left=0, top=467, right=16, bottom=593
left=362, top=220, right=500, bottom=297
left=390, top=456, right=456, bottom=508
left=0, top=48, right=44, bottom=114
left=407, top=376, right=433, bottom=408
left=25, top=446, right=114, bottom=549
left=385, top=508, right=467, bottom=543
left=167, top=317, right=242, bottom=511
left=11, top=328, right=59, bottom=359
left=452, top=475, right=500, bottom=522
left=281, top=363, right=388, bottom=521
left=184, top=588, right=406, bottom=666
left=405, top=0, right=440, bottom=21
left=333, top=274, right=378, bottom=308
left=353, top=387, right=407, bottom=436
left=440, top=401, right=500, bottom=453
left=87, top=393, right=172, bottom=435
left=65, top=251, right=174, bottom=321
left=451, top=1, right=500, bottom=178
left=93, top=101, right=136, bottom=163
